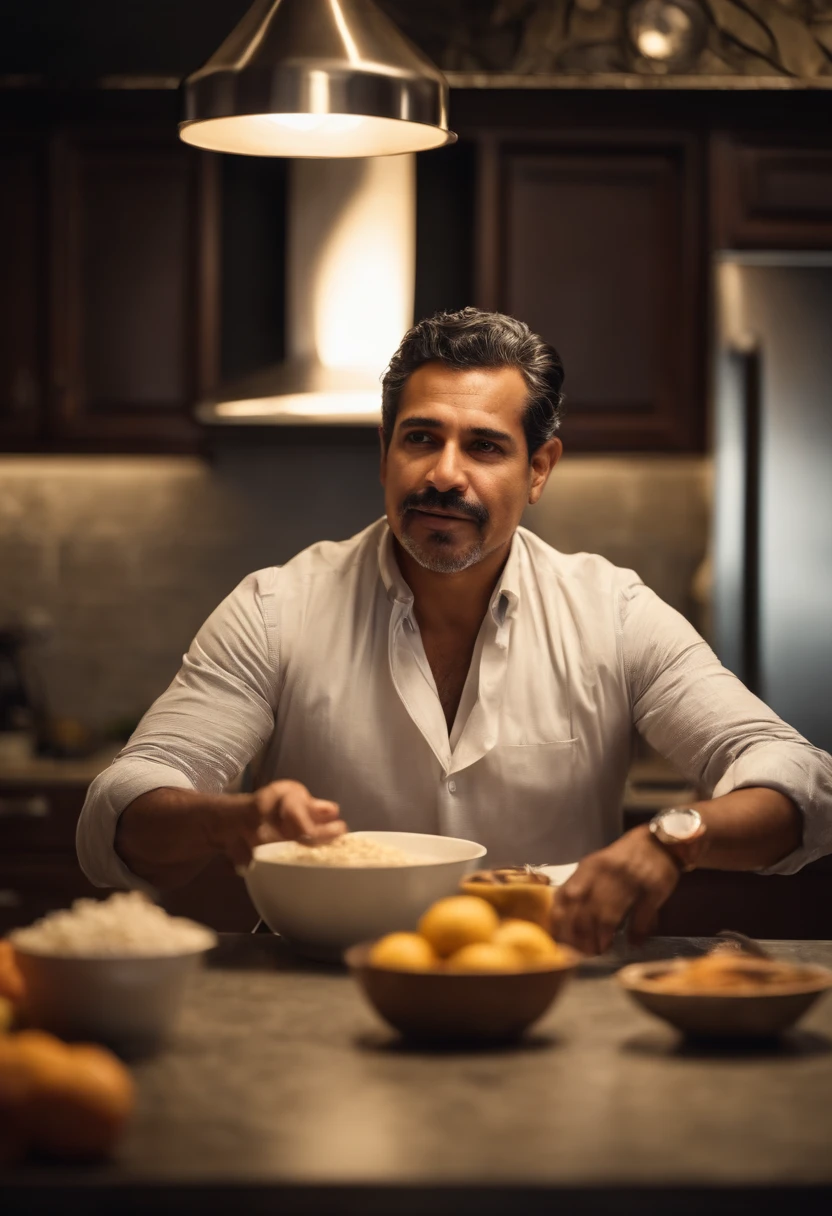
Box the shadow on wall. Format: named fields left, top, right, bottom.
left=0, top=448, right=710, bottom=731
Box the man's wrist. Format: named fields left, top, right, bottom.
left=647, top=806, right=709, bottom=872
left=201, top=792, right=254, bottom=855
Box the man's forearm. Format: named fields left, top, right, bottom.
left=692, top=787, right=802, bottom=870
left=115, top=787, right=240, bottom=890
left=113, top=779, right=346, bottom=891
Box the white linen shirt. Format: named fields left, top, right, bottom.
left=78, top=518, right=832, bottom=889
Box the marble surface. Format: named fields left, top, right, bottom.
left=6, top=934, right=832, bottom=1214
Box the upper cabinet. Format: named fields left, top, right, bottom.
left=0, top=134, right=48, bottom=446
left=475, top=135, right=705, bottom=452
left=0, top=110, right=219, bottom=454
left=3, top=92, right=832, bottom=456
left=50, top=126, right=218, bottom=450
left=712, top=134, right=832, bottom=251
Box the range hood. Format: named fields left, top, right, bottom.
left=197, top=152, right=415, bottom=426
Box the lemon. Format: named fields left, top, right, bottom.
left=493, top=919, right=563, bottom=965
left=445, top=943, right=523, bottom=973
left=418, top=896, right=500, bottom=958
left=368, top=933, right=438, bottom=971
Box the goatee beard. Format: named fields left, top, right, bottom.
left=397, top=530, right=486, bottom=574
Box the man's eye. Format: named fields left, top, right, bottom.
left=473, top=440, right=501, bottom=454
left=404, top=432, right=432, bottom=445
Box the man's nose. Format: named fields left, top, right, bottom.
left=426, top=442, right=468, bottom=493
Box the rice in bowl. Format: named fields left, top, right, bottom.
left=10, top=891, right=217, bottom=958
left=271, top=834, right=439, bottom=867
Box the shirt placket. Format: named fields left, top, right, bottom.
left=387, top=599, right=452, bottom=772
left=448, top=611, right=513, bottom=777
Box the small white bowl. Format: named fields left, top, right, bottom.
left=245, top=830, right=487, bottom=961
left=13, top=936, right=217, bottom=1056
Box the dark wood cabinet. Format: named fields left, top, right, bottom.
left=0, top=778, right=256, bottom=935
left=4, top=90, right=832, bottom=456
left=50, top=126, right=218, bottom=449
left=0, top=783, right=109, bottom=934
left=625, top=804, right=832, bottom=939
left=476, top=135, right=705, bottom=452
left=0, top=134, right=47, bottom=445
left=0, top=114, right=219, bottom=454
left=712, top=133, right=832, bottom=251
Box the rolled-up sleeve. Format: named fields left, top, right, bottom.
left=618, top=577, right=832, bottom=874
left=77, top=570, right=280, bottom=889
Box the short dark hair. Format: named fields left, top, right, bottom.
left=381, top=307, right=565, bottom=457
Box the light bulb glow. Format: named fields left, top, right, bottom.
left=638, top=29, right=672, bottom=57
left=266, top=113, right=364, bottom=134
left=180, top=114, right=450, bottom=157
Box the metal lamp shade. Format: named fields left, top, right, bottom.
left=180, top=0, right=456, bottom=157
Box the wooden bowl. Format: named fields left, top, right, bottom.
left=617, top=959, right=832, bottom=1039
left=345, top=942, right=581, bottom=1044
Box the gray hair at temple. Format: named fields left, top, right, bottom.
left=380, top=307, right=566, bottom=457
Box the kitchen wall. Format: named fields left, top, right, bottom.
left=0, top=449, right=710, bottom=732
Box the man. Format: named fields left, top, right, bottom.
left=78, top=308, right=832, bottom=955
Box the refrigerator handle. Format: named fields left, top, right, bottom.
left=728, top=341, right=762, bottom=696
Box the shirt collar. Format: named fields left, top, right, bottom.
left=378, top=518, right=523, bottom=622
left=378, top=523, right=413, bottom=605
left=491, top=530, right=521, bottom=625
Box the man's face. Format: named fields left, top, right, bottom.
left=380, top=362, right=561, bottom=575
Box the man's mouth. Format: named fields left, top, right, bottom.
left=410, top=508, right=472, bottom=522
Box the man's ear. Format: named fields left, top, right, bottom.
left=528, top=437, right=563, bottom=506
left=379, top=425, right=387, bottom=487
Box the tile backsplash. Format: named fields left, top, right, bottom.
left=0, top=449, right=711, bottom=731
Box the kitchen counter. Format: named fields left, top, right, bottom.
left=5, top=934, right=832, bottom=1215
left=0, top=746, right=121, bottom=786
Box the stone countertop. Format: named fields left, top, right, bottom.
left=0, top=746, right=121, bottom=787
left=6, top=934, right=832, bottom=1215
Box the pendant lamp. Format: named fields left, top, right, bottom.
left=180, top=0, right=456, bottom=157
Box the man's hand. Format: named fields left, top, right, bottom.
left=550, top=825, right=680, bottom=956
left=205, top=780, right=347, bottom=870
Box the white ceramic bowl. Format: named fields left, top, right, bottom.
left=245, top=830, right=487, bottom=960
left=13, top=936, right=217, bottom=1056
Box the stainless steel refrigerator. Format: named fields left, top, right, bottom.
left=713, top=253, right=832, bottom=755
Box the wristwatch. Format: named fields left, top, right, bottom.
left=648, top=807, right=708, bottom=872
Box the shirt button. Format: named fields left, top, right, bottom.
left=447, top=780, right=457, bottom=794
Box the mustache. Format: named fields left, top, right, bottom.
left=400, top=487, right=489, bottom=528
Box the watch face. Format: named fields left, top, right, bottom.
left=659, top=808, right=702, bottom=840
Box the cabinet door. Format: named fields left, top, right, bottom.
left=713, top=134, right=832, bottom=250
left=50, top=125, right=219, bottom=451
left=0, top=856, right=111, bottom=935
left=477, top=138, right=704, bottom=452
left=0, top=134, right=47, bottom=448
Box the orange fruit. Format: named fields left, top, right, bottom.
left=418, top=896, right=500, bottom=958
left=492, top=919, right=563, bottom=965
left=1, top=1031, right=134, bottom=1161
left=31, top=1043, right=134, bottom=1161
left=0, top=1039, right=36, bottom=1165
left=368, top=933, right=438, bottom=971
left=445, top=943, right=523, bottom=973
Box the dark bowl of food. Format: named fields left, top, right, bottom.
left=617, top=950, right=832, bottom=1038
